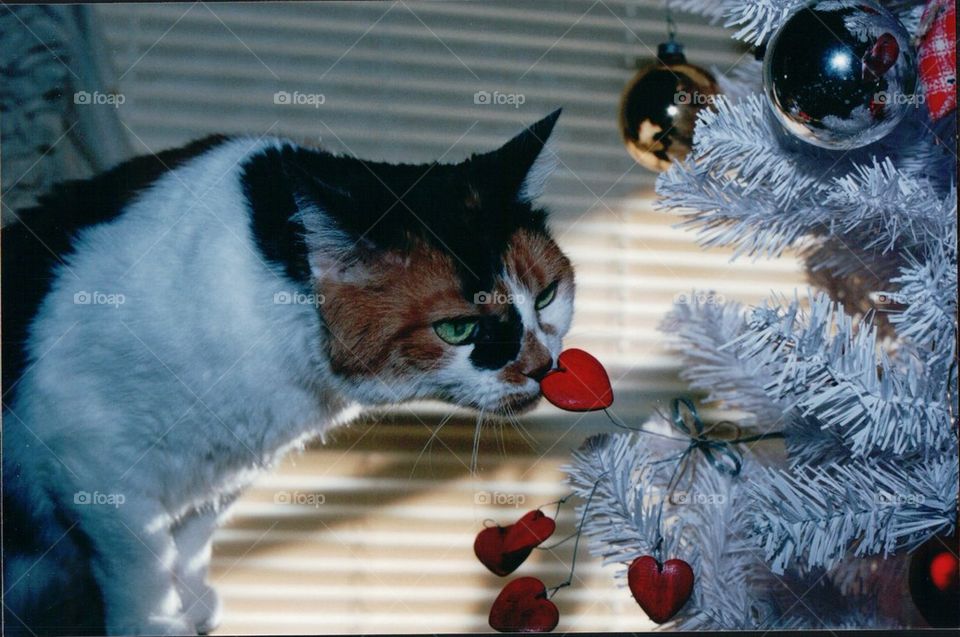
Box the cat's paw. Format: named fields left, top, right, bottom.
left=183, top=585, right=222, bottom=635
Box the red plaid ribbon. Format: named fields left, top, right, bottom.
left=917, top=0, right=956, bottom=121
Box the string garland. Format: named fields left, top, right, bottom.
left=601, top=398, right=784, bottom=561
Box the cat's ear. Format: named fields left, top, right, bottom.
left=486, top=108, right=561, bottom=203
left=293, top=183, right=374, bottom=283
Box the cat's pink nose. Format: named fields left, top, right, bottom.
left=522, top=358, right=553, bottom=382
left=519, top=333, right=553, bottom=382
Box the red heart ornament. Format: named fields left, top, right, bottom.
left=627, top=555, right=695, bottom=624
left=475, top=525, right=534, bottom=576
left=475, top=510, right=556, bottom=576
left=930, top=551, right=959, bottom=592
left=862, top=32, right=900, bottom=79
left=488, top=577, right=559, bottom=633
left=504, top=510, right=556, bottom=554
left=540, top=349, right=613, bottom=411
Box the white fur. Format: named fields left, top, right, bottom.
left=4, top=138, right=354, bottom=635
left=3, top=135, right=571, bottom=635
left=517, top=135, right=559, bottom=203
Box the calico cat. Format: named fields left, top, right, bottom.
left=1, top=110, right=574, bottom=635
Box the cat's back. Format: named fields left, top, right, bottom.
left=1, top=134, right=301, bottom=406
left=4, top=132, right=356, bottom=520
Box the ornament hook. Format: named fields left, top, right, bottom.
left=666, top=8, right=678, bottom=43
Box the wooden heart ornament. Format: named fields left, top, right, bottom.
left=488, top=577, right=559, bottom=633
left=627, top=555, right=694, bottom=624
left=504, top=510, right=556, bottom=554
left=540, top=349, right=613, bottom=411
left=475, top=510, right=556, bottom=576
left=475, top=525, right=532, bottom=576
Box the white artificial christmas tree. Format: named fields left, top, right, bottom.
left=566, top=0, right=957, bottom=628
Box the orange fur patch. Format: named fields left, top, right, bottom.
left=316, top=229, right=573, bottom=385
left=317, top=243, right=466, bottom=377
left=503, top=229, right=573, bottom=294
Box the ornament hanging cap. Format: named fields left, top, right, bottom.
left=657, top=9, right=686, bottom=65
left=657, top=40, right=686, bottom=65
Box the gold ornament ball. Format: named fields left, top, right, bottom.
left=619, top=47, right=720, bottom=173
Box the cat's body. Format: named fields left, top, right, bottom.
left=2, top=112, right=574, bottom=635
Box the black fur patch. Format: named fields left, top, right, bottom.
left=240, top=147, right=312, bottom=283
left=243, top=110, right=560, bottom=302
left=1, top=135, right=229, bottom=399
left=470, top=306, right=523, bottom=370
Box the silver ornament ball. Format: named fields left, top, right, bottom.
left=763, top=0, right=918, bottom=150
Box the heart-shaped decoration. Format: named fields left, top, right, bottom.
left=540, top=349, right=613, bottom=411
left=474, top=525, right=534, bottom=576
left=475, top=510, right=556, bottom=576
left=930, top=551, right=959, bottom=592
left=862, top=32, right=900, bottom=78
left=627, top=555, right=694, bottom=624
left=488, top=577, right=559, bottom=633
left=503, top=510, right=556, bottom=554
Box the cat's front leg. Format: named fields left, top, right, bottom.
left=79, top=498, right=195, bottom=635
left=172, top=507, right=224, bottom=634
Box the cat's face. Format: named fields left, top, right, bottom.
left=318, top=229, right=574, bottom=414
left=301, top=110, right=574, bottom=414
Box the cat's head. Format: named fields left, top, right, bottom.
left=298, top=110, right=573, bottom=414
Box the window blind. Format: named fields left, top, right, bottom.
left=91, top=2, right=807, bottom=632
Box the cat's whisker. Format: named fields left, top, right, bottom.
left=504, top=406, right=539, bottom=452
left=507, top=414, right=531, bottom=451
left=501, top=412, right=516, bottom=457
left=492, top=416, right=507, bottom=457
left=516, top=419, right=538, bottom=450
left=410, top=410, right=457, bottom=478
left=471, top=408, right=485, bottom=475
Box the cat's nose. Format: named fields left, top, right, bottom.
left=522, top=357, right=553, bottom=382
left=519, top=333, right=553, bottom=382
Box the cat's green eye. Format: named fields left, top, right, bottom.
left=434, top=318, right=479, bottom=345
left=535, top=281, right=559, bottom=310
